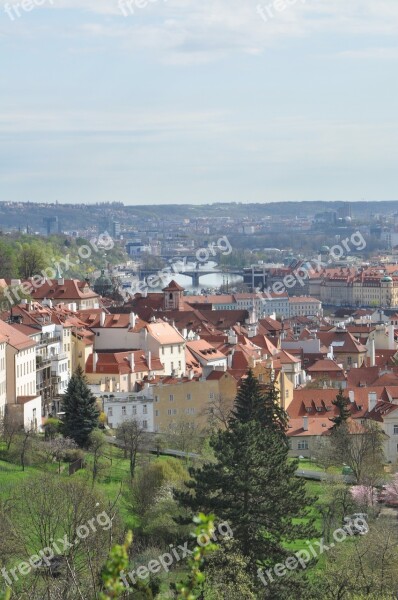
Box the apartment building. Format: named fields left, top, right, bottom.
left=143, top=321, right=186, bottom=377
left=0, top=319, right=41, bottom=431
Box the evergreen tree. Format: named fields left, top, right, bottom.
left=330, top=388, right=351, bottom=429
left=61, top=366, right=100, bottom=447
left=230, top=369, right=288, bottom=434
left=176, top=371, right=316, bottom=581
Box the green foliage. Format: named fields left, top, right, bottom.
left=231, top=370, right=288, bottom=433
left=202, top=538, right=256, bottom=599
left=43, top=417, right=61, bottom=440
left=176, top=371, right=316, bottom=584
left=175, top=513, right=218, bottom=600
left=61, top=365, right=100, bottom=447
left=330, top=388, right=351, bottom=428
left=100, top=531, right=133, bottom=599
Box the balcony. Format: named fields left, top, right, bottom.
left=51, top=352, right=68, bottom=362
left=37, top=335, right=62, bottom=348
left=36, top=356, right=52, bottom=369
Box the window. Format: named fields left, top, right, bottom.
left=155, top=396, right=159, bottom=403
left=143, top=405, right=148, bottom=415
left=186, top=393, right=192, bottom=400
left=347, top=356, right=352, bottom=366
left=167, top=409, right=172, bottom=416
left=122, top=406, right=126, bottom=416
left=108, top=407, right=113, bottom=417
left=209, top=392, right=215, bottom=400
left=171, top=362, right=174, bottom=371
left=170, top=346, right=173, bottom=354
left=155, top=410, right=159, bottom=417
left=298, top=441, right=309, bottom=450
left=394, top=425, right=398, bottom=435
left=142, top=420, right=148, bottom=429
left=169, top=394, right=174, bottom=402
left=132, top=407, right=137, bottom=416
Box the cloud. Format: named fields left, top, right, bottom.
left=2, top=0, right=398, bottom=64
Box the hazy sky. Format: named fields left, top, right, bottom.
left=1, top=0, right=398, bottom=204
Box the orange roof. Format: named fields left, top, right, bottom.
left=0, top=319, right=37, bottom=350
left=162, top=280, right=184, bottom=292
left=86, top=350, right=164, bottom=375
left=146, top=321, right=185, bottom=344
left=307, top=359, right=345, bottom=373
left=29, top=278, right=99, bottom=301
left=187, top=340, right=226, bottom=362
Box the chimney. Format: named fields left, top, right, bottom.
left=146, top=350, right=152, bottom=371
left=303, top=416, right=309, bottom=431
left=188, top=369, right=194, bottom=380
left=182, top=328, right=188, bottom=339
left=348, top=390, right=355, bottom=403
left=370, top=338, right=376, bottom=367
left=100, top=311, right=105, bottom=327
left=368, top=392, right=377, bottom=412
left=129, top=312, right=137, bottom=328
left=388, top=324, right=395, bottom=350
left=93, top=352, right=98, bottom=372
left=227, top=349, right=235, bottom=368
left=129, top=352, right=135, bottom=372
left=228, top=329, right=238, bottom=345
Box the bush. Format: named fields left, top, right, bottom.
left=63, top=448, right=85, bottom=463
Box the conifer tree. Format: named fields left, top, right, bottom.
left=61, top=365, right=100, bottom=447
left=176, top=370, right=316, bottom=579
left=330, top=388, right=351, bottom=429
left=230, top=369, right=288, bottom=434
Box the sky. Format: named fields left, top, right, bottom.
left=1, top=0, right=398, bottom=205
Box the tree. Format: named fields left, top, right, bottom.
left=313, top=521, right=398, bottom=599
left=0, top=240, right=16, bottom=278
left=351, top=485, right=379, bottom=513
left=41, top=437, right=77, bottom=473
left=330, top=388, right=351, bottom=429
left=116, top=419, right=148, bottom=481
left=230, top=370, right=287, bottom=434
left=61, top=365, right=100, bottom=448
left=383, top=473, right=398, bottom=505
left=0, top=412, right=22, bottom=452
left=201, top=393, right=234, bottom=430
left=167, top=416, right=204, bottom=456
left=2, top=473, right=122, bottom=600
left=89, top=429, right=108, bottom=484
left=202, top=538, right=257, bottom=599
left=17, top=242, right=47, bottom=278
left=176, top=371, right=316, bottom=586
left=331, top=420, right=385, bottom=484
left=317, top=479, right=356, bottom=543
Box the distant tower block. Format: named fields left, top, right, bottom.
left=43, top=216, right=59, bottom=236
